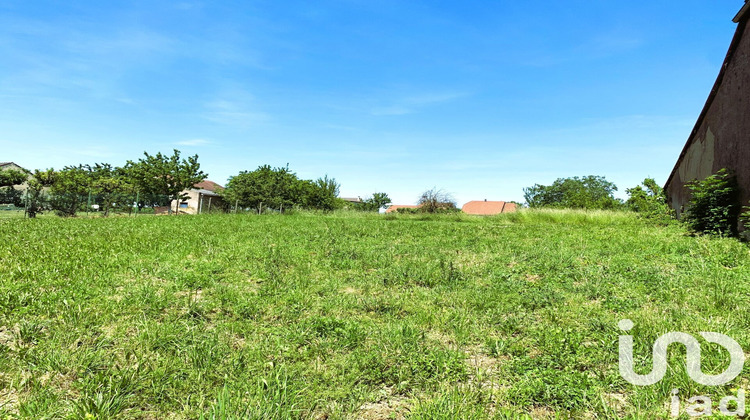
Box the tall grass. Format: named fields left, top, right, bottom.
left=0, top=210, right=747, bottom=418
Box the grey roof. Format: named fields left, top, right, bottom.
left=195, top=189, right=221, bottom=197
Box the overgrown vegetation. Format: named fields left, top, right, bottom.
left=1, top=151, right=363, bottom=218
left=353, top=192, right=391, bottom=212
left=417, top=188, right=458, bottom=213
left=524, top=175, right=622, bottom=210
left=1, top=210, right=748, bottom=418
left=625, top=177, right=674, bottom=224
left=221, top=165, right=342, bottom=213
left=683, top=168, right=741, bottom=236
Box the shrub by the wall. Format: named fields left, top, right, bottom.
left=683, top=168, right=740, bottom=236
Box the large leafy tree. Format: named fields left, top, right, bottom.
left=49, top=165, right=92, bottom=217
left=223, top=166, right=341, bottom=213
left=223, top=165, right=302, bottom=213
left=357, top=192, right=391, bottom=212
left=26, top=170, right=55, bottom=218
left=126, top=150, right=206, bottom=214
left=303, top=175, right=340, bottom=211
left=524, top=175, right=622, bottom=210
left=0, top=169, right=27, bottom=188
left=0, top=169, right=28, bottom=206
left=90, top=163, right=131, bottom=216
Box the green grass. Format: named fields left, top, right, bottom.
left=0, top=209, right=749, bottom=418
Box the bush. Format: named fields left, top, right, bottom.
left=418, top=188, right=457, bottom=213
left=625, top=178, right=674, bottom=224
left=683, top=168, right=740, bottom=236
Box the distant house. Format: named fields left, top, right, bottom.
left=340, top=197, right=362, bottom=204
left=665, top=1, right=750, bottom=221
left=168, top=180, right=225, bottom=214
left=461, top=200, right=517, bottom=215
left=385, top=204, right=420, bottom=213
left=0, top=162, right=31, bottom=189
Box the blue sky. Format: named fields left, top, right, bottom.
left=0, top=1, right=743, bottom=205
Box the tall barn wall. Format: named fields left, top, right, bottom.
left=665, top=15, right=750, bottom=218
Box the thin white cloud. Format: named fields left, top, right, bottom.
left=73, top=146, right=115, bottom=159
left=175, top=138, right=211, bottom=146
left=370, top=90, right=469, bottom=116
left=202, top=86, right=271, bottom=127
left=370, top=105, right=412, bottom=116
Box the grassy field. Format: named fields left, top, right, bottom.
left=0, top=210, right=749, bottom=419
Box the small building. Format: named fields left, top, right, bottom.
left=665, top=1, right=750, bottom=219
left=0, top=162, right=31, bottom=190
left=170, top=180, right=225, bottom=214
left=385, top=204, right=420, bottom=213
left=340, top=197, right=362, bottom=204
left=461, top=200, right=517, bottom=215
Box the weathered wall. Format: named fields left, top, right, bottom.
left=665, top=15, right=750, bottom=219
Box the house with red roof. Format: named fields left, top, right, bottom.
left=168, top=180, right=225, bottom=214
left=461, top=200, right=517, bottom=216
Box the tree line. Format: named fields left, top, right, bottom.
left=523, top=175, right=673, bottom=219
left=0, top=150, right=392, bottom=218
left=222, top=165, right=391, bottom=213
left=1, top=150, right=207, bottom=217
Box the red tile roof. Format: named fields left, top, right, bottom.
left=194, top=180, right=224, bottom=192
left=461, top=200, right=517, bottom=215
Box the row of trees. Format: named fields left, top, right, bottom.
left=2, top=151, right=393, bottom=217
left=1, top=150, right=207, bottom=217
left=523, top=175, right=674, bottom=221
left=221, top=165, right=391, bottom=213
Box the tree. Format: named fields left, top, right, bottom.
left=49, top=165, right=92, bottom=217
left=222, top=165, right=301, bottom=213
left=90, top=163, right=130, bottom=216
left=0, top=169, right=28, bottom=207
left=126, top=150, right=206, bottom=214
left=0, top=169, right=27, bottom=188
left=524, top=175, right=622, bottom=210
left=26, top=170, right=55, bottom=218
left=357, top=192, right=391, bottom=212
left=302, top=175, right=340, bottom=211
left=418, top=188, right=457, bottom=213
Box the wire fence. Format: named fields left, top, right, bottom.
left=0, top=187, right=225, bottom=219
